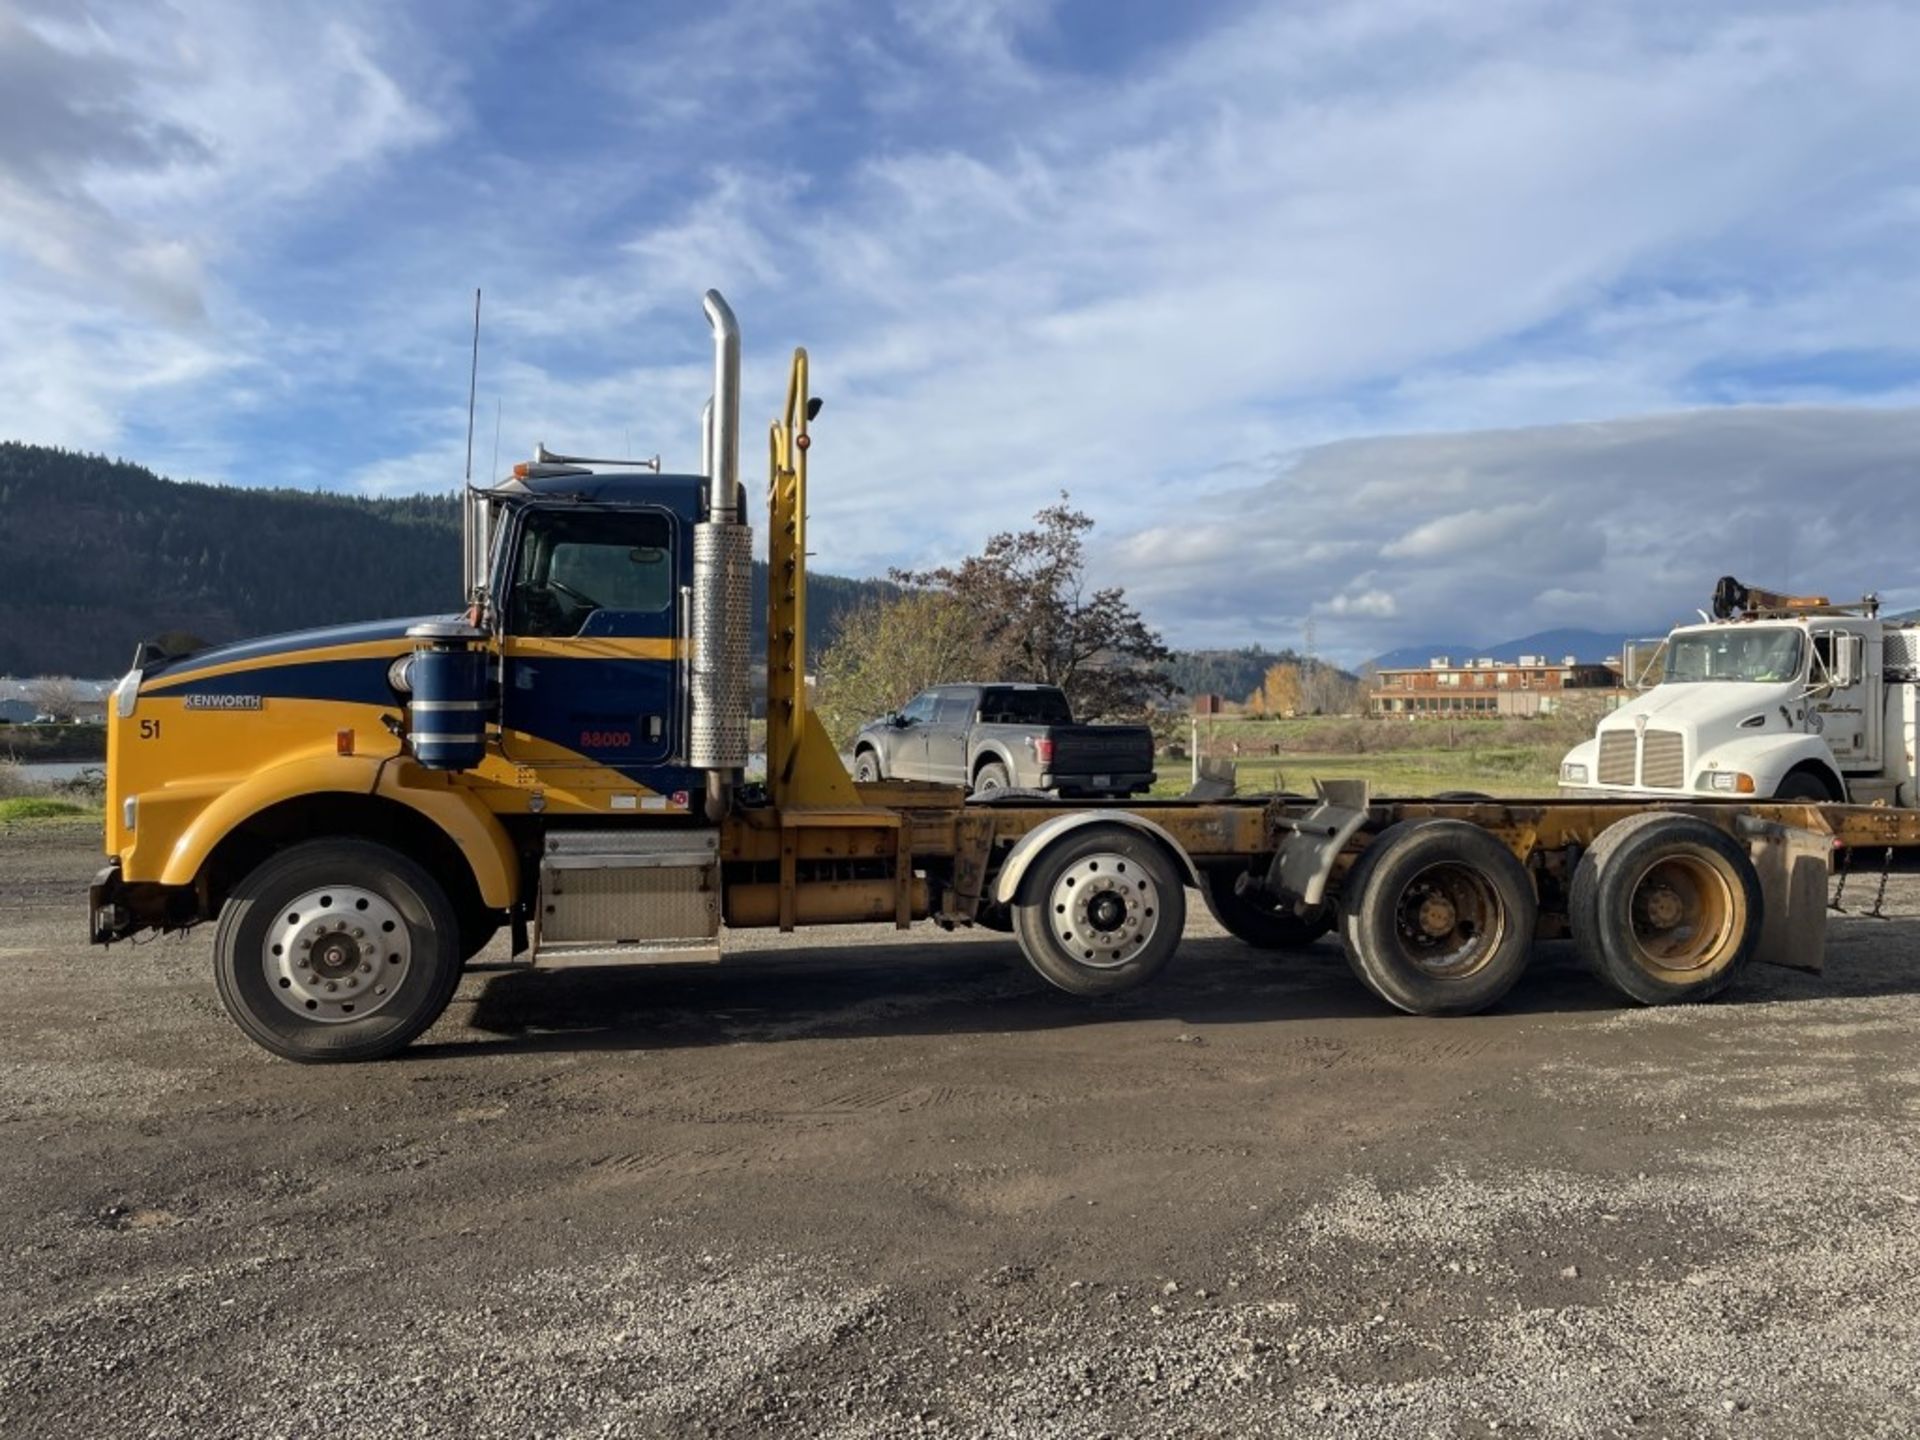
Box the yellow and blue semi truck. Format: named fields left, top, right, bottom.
left=89, top=292, right=1920, bottom=1062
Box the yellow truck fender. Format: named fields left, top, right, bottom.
left=991, top=810, right=1204, bottom=906
left=159, top=749, right=518, bottom=909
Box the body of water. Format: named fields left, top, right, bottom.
left=8, top=761, right=104, bottom=783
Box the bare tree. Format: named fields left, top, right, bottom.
left=25, top=677, right=85, bottom=722
left=895, top=496, right=1174, bottom=720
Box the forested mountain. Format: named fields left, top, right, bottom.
left=1159, top=645, right=1357, bottom=701
left=0, top=443, right=889, bottom=676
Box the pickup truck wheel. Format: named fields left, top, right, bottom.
left=974, top=762, right=1012, bottom=796
left=1339, top=820, right=1537, bottom=1016
left=1012, top=826, right=1186, bottom=996
left=212, top=839, right=463, bottom=1063
left=1569, top=813, right=1761, bottom=1005
left=1201, top=867, right=1333, bottom=950
left=853, top=749, right=882, bottom=783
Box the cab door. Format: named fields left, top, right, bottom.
left=923, top=687, right=978, bottom=784
left=498, top=505, right=680, bottom=770
left=1810, top=625, right=1877, bottom=768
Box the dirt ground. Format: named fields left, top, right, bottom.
left=4, top=818, right=1920, bottom=1439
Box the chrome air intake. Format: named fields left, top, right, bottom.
left=688, top=290, right=752, bottom=797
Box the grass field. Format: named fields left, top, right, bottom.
left=0, top=796, right=93, bottom=823
left=1150, top=712, right=1594, bottom=798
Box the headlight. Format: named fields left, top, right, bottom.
left=1701, top=770, right=1755, bottom=794
left=1560, top=762, right=1588, bottom=785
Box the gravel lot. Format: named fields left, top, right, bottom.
left=5, top=818, right=1920, bottom=1438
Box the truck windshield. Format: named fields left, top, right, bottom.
left=980, top=688, right=1072, bottom=724
left=1662, top=626, right=1805, bottom=684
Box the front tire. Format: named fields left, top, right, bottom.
left=1011, top=827, right=1187, bottom=996
left=853, top=749, right=882, bottom=783
left=1773, top=770, right=1838, bottom=802
left=213, top=839, right=464, bottom=1063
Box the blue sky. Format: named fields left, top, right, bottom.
left=5, top=0, right=1920, bottom=661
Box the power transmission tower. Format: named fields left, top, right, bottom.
left=1303, top=615, right=1319, bottom=715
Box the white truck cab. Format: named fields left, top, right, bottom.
left=1561, top=577, right=1920, bottom=805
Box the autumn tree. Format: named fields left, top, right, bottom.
left=1246, top=662, right=1304, bottom=717
left=813, top=590, right=980, bottom=748
left=895, top=496, right=1174, bottom=720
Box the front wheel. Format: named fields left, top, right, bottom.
left=212, top=839, right=464, bottom=1063
left=1773, top=770, right=1837, bottom=802
left=853, top=750, right=882, bottom=783
left=1011, top=826, right=1187, bottom=996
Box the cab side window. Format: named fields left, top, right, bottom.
left=899, top=693, right=937, bottom=724
left=933, top=692, right=976, bottom=726
left=509, top=510, right=673, bottom=637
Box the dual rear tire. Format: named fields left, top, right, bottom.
left=1337, top=821, right=1537, bottom=1015
left=1567, top=813, right=1762, bottom=1005
left=1333, top=813, right=1765, bottom=1016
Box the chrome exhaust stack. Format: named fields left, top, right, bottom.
left=689, top=289, right=753, bottom=819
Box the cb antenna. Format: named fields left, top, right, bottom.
left=464, top=288, right=481, bottom=483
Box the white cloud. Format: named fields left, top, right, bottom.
left=0, top=0, right=446, bottom=454
left=1114, top=405, right=1920, bottom=659
left=8, top=0, right=1920, bottom=668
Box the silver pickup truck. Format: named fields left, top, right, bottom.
left=851, top=683, right=1157, bottom=797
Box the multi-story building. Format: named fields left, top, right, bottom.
left=1369, top=654, right=1619, bottom=718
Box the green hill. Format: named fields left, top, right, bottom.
left=0, top=442, right=890, bottom=676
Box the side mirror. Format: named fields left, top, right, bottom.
left=1836, top=634, right=1864, bottom=687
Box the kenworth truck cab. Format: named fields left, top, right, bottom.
left=1559, top=577, right=1920, bottom=806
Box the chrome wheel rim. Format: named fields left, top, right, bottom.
left=1050, top=852, right=1160, bottom=969
left=264, top=885, right=412, bottom=1023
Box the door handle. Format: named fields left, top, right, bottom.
left=644, top=715, right=664, bottom=743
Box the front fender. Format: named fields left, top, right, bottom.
left=971, top=741, right=1020, bottom=782
left=992, top=811, right=1203, bottom=906
left=158, top=748, right=518, bottom=907
left=1700, top=734, right=1844, bottom=798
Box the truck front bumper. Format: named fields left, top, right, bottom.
left=90, top=861, right=133, bottom=944
left=89, top=861, right=190, bottom=944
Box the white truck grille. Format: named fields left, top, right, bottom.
left=1642, top=729, right=1686, bottom=788
left=1596, top=728, right=1686, bottom=788
left=1597, top=731, right=1637, bottom=786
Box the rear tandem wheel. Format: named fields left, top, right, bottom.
left=1201, top=866, right=1334, bottom=951
left=1337, top=820, right=1538, bottom=1016
left=1569, top=812, right=1763, bottom=1006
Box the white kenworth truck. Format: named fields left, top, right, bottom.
left=1561, top=577, right=1920, bottom=806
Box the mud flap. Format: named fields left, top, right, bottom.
left=1267, top=799, right=1371, bottom=910
left=1744, top=822, right=1830, bottom=973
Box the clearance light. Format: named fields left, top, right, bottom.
left=337, top=729, right=355, bottom=756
